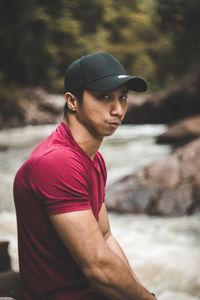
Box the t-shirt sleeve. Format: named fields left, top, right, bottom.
left=28, top=149, right=91, bottom=215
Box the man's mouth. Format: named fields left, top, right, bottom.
left=107, top=121, right=121, bottom=128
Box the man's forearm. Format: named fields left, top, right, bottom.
left=96, top=204, right=155, bottom=298
left=105, top=232, right=142, bottom=284
left=86, top=243, right=155, bottom=300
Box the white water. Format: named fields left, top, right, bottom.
left=109, top=213, right=200, bottom=300
left=0, top=123, right=200, bottom=300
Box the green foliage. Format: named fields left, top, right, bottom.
left=70, top=0, right=105, bottom=33
left=155, top=0, right=200, bottom=84
left=99, top=0, right=169, bottom=89
left=0, top=0, right=199, bottom=109
left=0, top=0, right=84, bottom=92
left=0, top=74, right=22, bottom=119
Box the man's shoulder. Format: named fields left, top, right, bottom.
left=31, top=146, right=88, bottom=170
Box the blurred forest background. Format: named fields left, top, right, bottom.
left=0, top=0, right=200, bottom=124
left=1, top=2, right=200, bottom=299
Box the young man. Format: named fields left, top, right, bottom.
left=14, top=52, right=156, bottom=300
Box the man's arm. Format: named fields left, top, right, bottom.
left=98, top=203, right=142, bottom=284
left=50, top=208, right=155, bottom=300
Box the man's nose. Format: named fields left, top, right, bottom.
left=110, top=98, right=124, bottom=116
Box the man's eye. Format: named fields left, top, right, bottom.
left=99, top=94, right=110, bottom=100
left=121, top=95, right=128, bottom=101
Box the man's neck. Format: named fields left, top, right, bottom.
left=64, top=119, right=103, bottom=161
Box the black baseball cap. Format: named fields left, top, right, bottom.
left=64, top=52, right=147, bottom=93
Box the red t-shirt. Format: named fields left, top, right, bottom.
left=14, top=121, right=107, bottom=300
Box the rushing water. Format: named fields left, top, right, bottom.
left=0, top=123, right=199, bottom=300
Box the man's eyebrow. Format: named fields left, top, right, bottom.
left=122, top=89, right=129, bottom=94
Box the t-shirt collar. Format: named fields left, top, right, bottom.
left=59, top=121, right=98, bottom=164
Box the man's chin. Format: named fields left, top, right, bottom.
left=104, top=128, right=118, bottom=137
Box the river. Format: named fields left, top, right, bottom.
left=0, top=123, right=199, bottom=300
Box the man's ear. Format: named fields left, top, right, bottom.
left=64, top=92, right=78, bottom=112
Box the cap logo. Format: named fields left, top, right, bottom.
left=118, top=75, right=128, bottom=78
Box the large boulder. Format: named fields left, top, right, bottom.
left=0, top=271, right=24, bottom=300
left=0, top=242, right=11, bottom=272
left=1, top=87, right=65, bottom=129
left=106, top=138, right=200, bottom=216
left=124, top=72, right=200, bottom=124
left=156, top=114, right=200, bottom=146
left=20, top=87, right=65, bottom=126
left=0, top=242, right=24, bottom=300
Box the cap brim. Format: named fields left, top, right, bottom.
left=85, top=75, right=147, bottom=92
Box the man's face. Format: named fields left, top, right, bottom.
left=75, top=84, right=128, bottom=139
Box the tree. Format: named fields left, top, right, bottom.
left=156, top=0, right=200, bottom=79
left=0, top=0, right=85, bottom=91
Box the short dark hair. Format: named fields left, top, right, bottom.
left=64, top=87, right=84, bottom=118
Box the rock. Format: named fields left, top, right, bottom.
left=156, top=114, right=200, bottom=146
left=0, top=271, right=24, bottom=300
left=2, top=71, right=200, bottom=129
left=0, top=242, right=11, bottom=272
left=0, top=87, right=65, bottom=129
left=20, top=87, right=65, bottom=126
left=0, top=242, right=24, bottom=300
left=106, top=138, right=200, bottom=216
left=124, top=71, right=200, bottom=124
